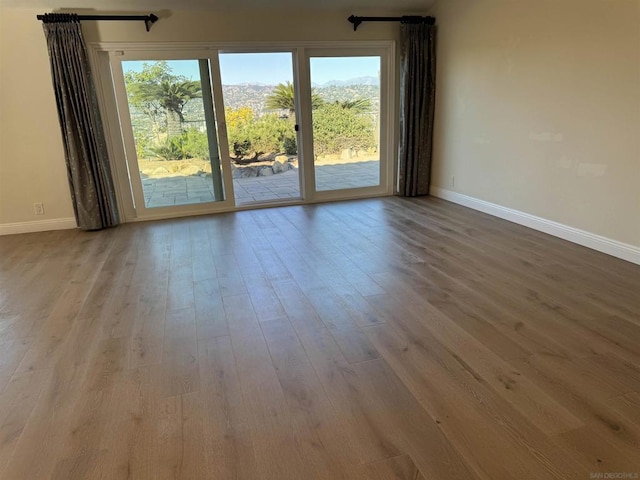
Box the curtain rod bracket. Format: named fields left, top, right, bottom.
left=347, top=15, right=363, bottom=31
left=145, top=13, right=159, bottom=32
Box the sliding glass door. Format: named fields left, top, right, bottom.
left=218, top=52, right=301, bottom=205
left=102, top=44, right=393, bottom=221
left=110, top=51, right=234, bottom=218
left=309, top=55, right=382, bottom=192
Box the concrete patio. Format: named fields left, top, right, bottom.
left=142, top=160, right=380, bottom=207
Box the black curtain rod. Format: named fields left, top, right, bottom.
left=37, top=13, right=158, bottom=32
left=348, top=15, right=435, bottom=31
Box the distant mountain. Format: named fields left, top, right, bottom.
left=220, top=84, right=273, bottom=114
left=314, top=76, right=380, bottom=87
left=232, top=82, right=271, bottom=87
left=227, top=76, right=380, bottom=89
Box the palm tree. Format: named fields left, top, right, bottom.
left=155, top=80, right=202, bottom=136
left=129, top=78, right=202, bottom=137
left=265, top=81, right=324, bottom=117
left=337, top=98, right=372, bottom=113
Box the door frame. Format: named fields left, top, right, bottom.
left=216, top=48, right=305, bottom=207
left=301, top=47, right=394, bottom=202
left=89, top=41, right=396, bottom=223
left=106, top=49, right=237, bottom=221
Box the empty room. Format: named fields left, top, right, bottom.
left=0, top=0, right=639, bottom=479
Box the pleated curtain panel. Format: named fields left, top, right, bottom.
left=398, top=22, right=437, bottom=197
left=42, top=14, right=120, bottom=230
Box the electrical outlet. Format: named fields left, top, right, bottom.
left=34, top=203, right=45, bottom=215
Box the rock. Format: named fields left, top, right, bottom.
left=152, top=167, right=170, bottom=176
left=229, top=158, right=296, bottom=179
left=272, top=160, right=285, bottom=174
left=257, top=166, right=274, bottom=176
left=341, top=148, right=352, bottom=161
left=181, top=165, right=202, bottom=176
left=233, top=166, right=257, bottom=179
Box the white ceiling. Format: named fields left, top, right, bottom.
left=0, top=0, right=436, bottom=11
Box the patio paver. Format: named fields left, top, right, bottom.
left=143, top=160, right=380, bottom=208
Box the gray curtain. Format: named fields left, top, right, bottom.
left=398, top=22, right=437, bottom=197
left=42, top=14, right=119, bottom=230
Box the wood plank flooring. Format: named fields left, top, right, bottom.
left=0, top=196, right=639, bottom=479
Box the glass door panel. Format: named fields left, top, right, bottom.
left=218, top=52, right=301, bottom=205
left=120, top=59, right=226, bottom=209
left=104, top=44, right=393, bottom=220
left=309, top=56, right=382, bottom=192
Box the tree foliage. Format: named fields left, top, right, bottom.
left=125, top=61, right=202, bottom=137
left=225, top=106, right=254, bottom=130
left=312, top=103, right=376, bottom=155
left=225, top=107, right=297, bottom=160
left=265, top=82, right=324, bottom=115
left=148, top=128, right=210, bottom=161
left=125, top=64, right=375, bottom=164
left=336, top=98, right=372, bottom=113
left=125, top=62, right=169, bottom=144
left=248, top=114, right=296, bottom=157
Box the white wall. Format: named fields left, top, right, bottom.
left=0, top=7, right=404, bottom=230
left=431, top=0, right=640, bottom=250
left=0, top=8, right=75, bottom=227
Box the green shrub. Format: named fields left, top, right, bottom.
left=148, top=128, right=210, bottom=161
left=282, top=136, right=297, bottom=155
left=181, top=128, right=209, bottom=159
left=232, top=139, right=252, bottom=158
left=226, top=108, right=297, bottom=159
left=312, top=104, right=376, bottom=155
left=246, top=114, right=292, bottom=155
left=148, top=139, right=184, bottom=161
left=134, top=131, right=151, bottom=160
left=226, top=107, right=253, bottom=158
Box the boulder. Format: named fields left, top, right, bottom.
left=151, top=167, right=170, bottom=176
left=233, top=166, right=257, bottom=178
left=272, top=160, right=285, bottom=174
left=257, top=166, right=274, bottom=176
left=181, top=165, right=202, bottom=176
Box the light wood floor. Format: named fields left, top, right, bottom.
left=0, top=197, right=639, bottom=480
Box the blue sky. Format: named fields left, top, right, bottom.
left=122, top=54, right=379, bottom=85
left=310, top=56, right=380, bottom=85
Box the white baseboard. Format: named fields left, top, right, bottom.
left=0, top=218, right=77, bottom=236
left=430, top=187, right=640, bottom=265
